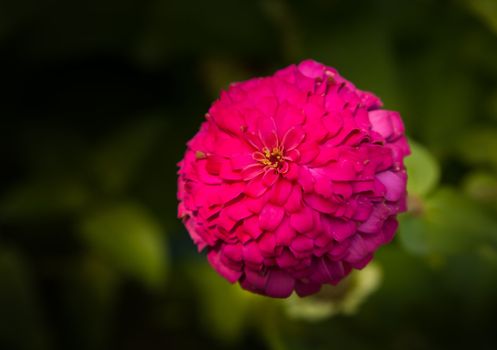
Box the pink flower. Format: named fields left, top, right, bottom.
left=177, top=60, right=409, bottom=298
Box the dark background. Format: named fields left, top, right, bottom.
left=1, top=0, right=497, bottom=349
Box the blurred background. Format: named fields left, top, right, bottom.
left=1, top=0, right=497, bottom=349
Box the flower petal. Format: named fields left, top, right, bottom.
left=265, top=270, right=295, bottom=298
left=259, top=203, right=285, bottom=231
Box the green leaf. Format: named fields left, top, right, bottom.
left=0, top=249, right=50, bottom=350
left=467, top=0, right=497, bottom=36
left=201, top=57, right=250, bottom=99
left=91, top=117, right=166, bottom=194
left=463, top=171, right=497, bottom=203
left=404, top=140, right=440, bottom=198
left=0, top=178, right=90, bottom=222
left=59, top=256, right=118, bottom=350
left=458, top=127, right=497, bottom=171
left=188, top=263, right=254, bottom=343
left=79, top=203, right=168, bottom=289
left=398, top=212, right=430, bottom=255
left=400, top=188, right=497, bottom=256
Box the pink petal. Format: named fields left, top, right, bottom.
left=263, top=169, right=279, bottom=187
left=259, top=203, right=285, bottom=231
left=274, top=218, right=297, bottom=245
left=225, top=200, right=253, bottom=221
left=314, top=176, right=333, bottom=198
left=290, top=207, right=314, bottom=233
left=295, top=281, right=321, bottom=297
left=274, top=102, right=306, bottom=137
left=325, top=218, right=357, bottom=242
left=230, top=153, right=255, bottom=170
left=290, top=235, right=314, bottom=253
left=244, top=268, right=268, bottom=290
left=285, top=148, right=300, bottom=162
left=219, top=161, right=242, bottom=180
left=322, top=113, right=343, bottom=137
left=282, top=127, right=306, bottom=150
left=304, top=193, right=337, bottom=214
left=270, top=178, right=293, bottom=205
left=298, top=142, right=320, bottom=164
left=376, top=170, right=405, bottom=202
left=257, top=117, right=278, bottom=149
left=323, top=259, right=347, bottom=284
left=284, top=162, right=299, bottom=180
left=284, top=185, right=303, bottom=213
left=243, top=215, right=263, bottom=239
left=297, top=59, right=325, bottom=78
left=245, top=178, right=268, bottom=197
left=245, top=196, right=265, bottom=214
left=349, top=254, right=373, bottom=269
left=298, top=166, right=314, bottom=193
left=276, top=249, right=299, bottom=268
left=241, top=163, right=265, bottom=181
left=344, top=235, right=370, bottom=264
left=207, top=250, right=241, bottom=283
left=358, top=203, right=391, bottom=233
left=242, top=241, right=264, bottom=267
left=258, top=233, right=276, bottom=257
left=368, top=110, right=393, bottom=139
left=265, top=269, right=295, bottom=298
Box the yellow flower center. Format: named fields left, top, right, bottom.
left=261, top=147, right=283, bottom=169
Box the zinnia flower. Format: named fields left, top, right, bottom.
left=178, top=60, right=409, bottom=298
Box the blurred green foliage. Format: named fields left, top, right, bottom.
left=1, top=0, right=497, bottom=349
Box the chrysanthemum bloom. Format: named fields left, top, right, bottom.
left=178, top=60, right=409, bottom=298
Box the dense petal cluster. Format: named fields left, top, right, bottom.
left=178, top=60, right=409, bottom=298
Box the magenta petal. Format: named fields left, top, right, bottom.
left=290, top=235, right=314, bottom=253
left=265, top=270, right=295, bottom=298
left=244, top=268, right=268, bottom=290
left=304, top=193, right=337, bottom=214
left=245, top=178, right=268, bottom=197
left=282, top=127, right=306, bottom=150
left=243, top=241, right=264, bottom=266
left=207, top=250, right=241, bottom=283
left=368, top=110, right=393, bottom=139
left=295, top=281, right=321, bottom=297
left=326, top=219, right=357, bottom=242
left=349, top=254, right=373, bottom=269
left=259, top=203, right=285, bottom=231
left=243, top=215, right=263, bottom=239
left=242, top=163, right=265, bottom=181
left=231, top=153, right=254, bottom=170
left=314, top=176, right=333, bottom=198
left=258, top=233, right=276, bottom=257
left=245, top=197, right=265, bottom=214
left=290, top=207, right=314, bottom=233
left=358, top=204, right=391, bottom=233
left=298, top=166, right=315, bottom=193
left=276, top=249, right=299, bottom=268
left=284, top=185, right=303, bottom=213
left=225, top=200, right=253, bottom=221
left=219, top=182, right=245, bottom=203
left=274, top=218, right=297, bottom=245
left=263, top=169, right=279, bottom=187
left=376, top=170, right=405, bottom=202
left=270, top=179, right=293, bottom=205
left=298, top=59, right=325, bottom=78
left=389, top=112, right=405, bottom=138
left=298, top=142, right=320, bottom=164
left=344, top=235, right=369, bottom=264
left=322, top=113, right=343, bottom=137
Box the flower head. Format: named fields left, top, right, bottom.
left=178, top=60, right=409, bottom=298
